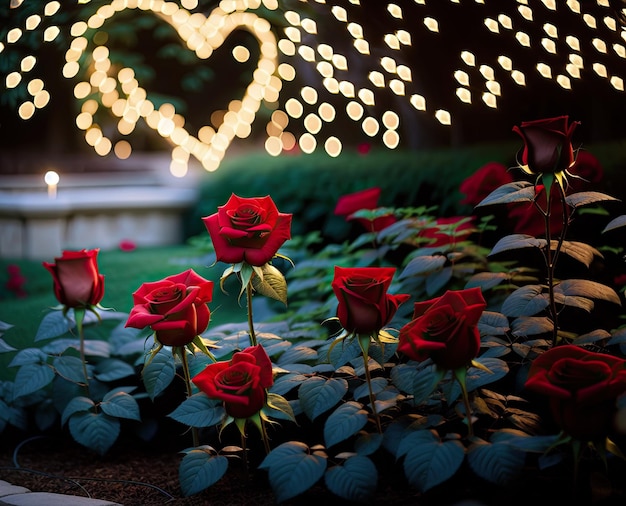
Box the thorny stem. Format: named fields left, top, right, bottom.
left=74, top=309, right=91, bottom=400
left=358, top=335, right=382, bottom=434
left=246, top=281, right=257, bottom=347
left=535, top=182, right=571, bottom=347
left=259, top=416, right=271, bottom=454
left=179, top=348, right=200, bottom=447
left=363, top=354, right=383, bottom=433
left=457, top=373, right=474, bottom=438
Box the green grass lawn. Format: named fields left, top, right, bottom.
left=0, top=244, right=250, bottom=380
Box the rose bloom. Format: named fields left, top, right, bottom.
left=126, top=269, right=213, bottom=347
left=192, top=345, right=274, bottom=419
left=202, top=194, right=292, bottom=267
left=43, top=249, right=105, bottom=308
left=513, top=116, right=580, bottom=176
left=525, top=345, right=626, bottom=440
left=332, top=266, right=410, bottom=335
left=397, top=287, right=486, bottom=370
left=334, top=187, right=396, bottom=232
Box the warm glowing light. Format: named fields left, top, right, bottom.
left=435, top=109, right=451, bottom=125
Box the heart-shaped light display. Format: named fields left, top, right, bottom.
left=67, top=0, right=280, bottom=175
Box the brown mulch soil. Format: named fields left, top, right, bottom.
left=2, top=428, right=625, bottom=506
left=0, top=430, right=427, bottom=506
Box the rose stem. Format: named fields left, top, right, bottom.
left=245, top=282, right=257, bottom=347
left=179, top=348, right=200, bottom=447
left=74, top=308, right=91, bottom=400
left=458, top=376, right=474, bottom=438
left=358, top=336, right=382, bottom=433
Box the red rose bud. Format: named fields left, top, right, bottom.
left=513, top=116, right=580, bottom=175
left=43, top=249, right=105, bottom=308
left=126, top=269, right=213, bottom=347
left=192, top=345, right=274, bottom=419
left=398, top=287, right=486, bottom=370
left=202, top=194, right=292, bottom=266
left=525, top=345, right=626, bottom=440
left=332, top=266, right=410, bottom=335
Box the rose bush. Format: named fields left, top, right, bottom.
left=126, top=269, right=213, bottom=347
left=331, top=266, right=409, bottom=335
left=525, top=345, right=626, bottom=441
left=397, top=287, right=486, bottom=370
left=192, top=344, right=274, bottom=420
left=42, top=249, right=105, bottom=309
left=202, top=193, right=292, bottom=266
left=2, top=116, right=626, bottom=504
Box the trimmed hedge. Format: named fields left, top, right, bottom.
left=184, top=140, right=626, bottom=241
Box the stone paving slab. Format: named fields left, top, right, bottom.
left=0, top=480, right=121, bottom=506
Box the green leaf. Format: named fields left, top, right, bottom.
left=0, top=338, right=16, bottom=353
left=9, top=348, right=48, bottom=367
left=555, top=279, right=621, bottom=305
left=142, top=349, right=176, bottom=400
left=353, top=377, right=387, bottom=401
left=400, top=255, right=447, bottom=278
left=465, top=357, right=508, bottom=392
left=565, top=191, right=618, bottom=209
left=558, top=241, right=603, bottom=267
left=42, top=339, right=111, bottom=357
left=35, top=311, right=73, bottom=341
left=100, top=391, right=141, bottom=421
left=53, top=356, right=87, bottom=384
left=324, top=401, right=368, bottom=448
left=489, top=234, right=544, bottom=256
left=265, top=392, right=296, bottom=422
left=325, top=337, right=361, bottom=367
left=13, top=363, right=55, bottom=399
left=477, top=311, right=510, bottom=336
left=399, top=430, right=465, bottom=492
left=61, top=396, right=95, bottom=426
left=354, top=432, right=384, bottom=456
left=261, top=442, right=327, bottom=503
left=325, top=455, right=378, bottom=502
left=179, top=449, right=228, bottom=497
left=68, top=412, right=120, bottom=455
left=602, top=214, right=626, bottom=233
left=251, top=263, right=288, bottom=305
left=510, top=316, right=553, bottom=337
left=94, top=358, right=136, bottom=382
left=572, top=329, right=612, bottom=345
left=476, top=181, right=535, bottom=207
left=425, top=266, right=453, bottom=296
left=276, top=345, right=318, bottom=366
left=465, top=272, right=509, bottom=291
left=467, top=437, right=526, bottom=486
left=168, top=393, right=225, bottom=427
left=299, top=377, right=348, bottom=421
left=501, top=285, right=549, bottom=317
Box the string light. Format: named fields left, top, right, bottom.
left=2, top=0, right=625, bottom=174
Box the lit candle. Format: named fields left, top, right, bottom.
left=44, top=170, right=59, bottom=199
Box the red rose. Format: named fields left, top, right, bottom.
left=334, top=187, right=396, bottom=232
left=192, top=345, right=274, bottom=419
left=419, top=216, right=475, bottom=248
left=525, top=345, right=626, bottom=440
left=513, top=116, right=580, bottom=175
left=460, top=162, right=514, bottom=207
left=397, top=287, right=486, bottom=370
left=202, top=194, right=292, bottom=266
left=126, top=269, right=213, bottom=347
left=332, top=266, right=410, bottom=335
left=43, top=249, right=105, bottom=308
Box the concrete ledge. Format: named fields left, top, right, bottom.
left=0, top=185, right=198, bottom=260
